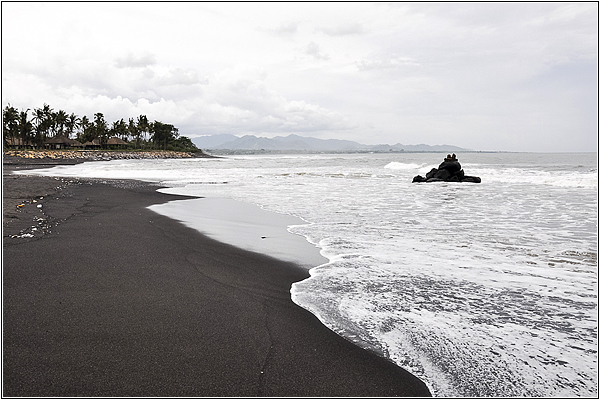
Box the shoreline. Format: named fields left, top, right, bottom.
left=149, top=197, right=329, bottom=269
left=3, top=149, right=217, bottom=163
left=2, top=156, right=431, bottom=397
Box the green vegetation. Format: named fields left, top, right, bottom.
left=3, top=103, right=199, bottom=152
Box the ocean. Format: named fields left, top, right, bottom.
left=20, top=152, right=598, bottom=397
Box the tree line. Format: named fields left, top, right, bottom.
left=3, top=103, right=198, bottom=151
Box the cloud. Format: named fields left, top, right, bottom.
left=187, top=65, right=356, bottom=136
left=4, top=58, right=358, bottom=139
left=154, top=67, right=207, bottom=87
left=317, top=22, right=364, bottom=36
left=356, top=56, right=420, bottom=71
left=9, top=56, right=209, bottom=108
left=115, top=52, right=157, bottom=69
left=304, top=42, right=330, bottom=60
left=269, top=20, right=300, bottom=36
left=526, top=2, right=596, bottom=28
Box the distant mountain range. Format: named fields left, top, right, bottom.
left=192, top=134, right=471, bottom=153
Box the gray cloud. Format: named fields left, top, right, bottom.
left=115, top=52, right=157, bottom=69
left=317, top=22, right=364, bottom=36
left=304, top=42, right=329, bottom=61
left=270, top=21, right=300, bottom=36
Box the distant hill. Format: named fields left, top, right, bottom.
left=191, top=134, right=239, bottom=148
left=369, top=143, right=469, bottom=152
left=192, top=134, right=471, bottom=153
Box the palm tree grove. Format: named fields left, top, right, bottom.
left=3, top=103, right=199, bottom=152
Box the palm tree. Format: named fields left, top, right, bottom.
left=54, top=110, right=68, bottom=137
left=94, top=113, right=108, bottom=147
left=111, top=118, right=128, bottom=142
left=65, top=113, right=80, bottom=139
left=18, top=109, right=33, bottom=147
left=78, top=115, right=92, bottom=143
left=32, top=107, right=47, bottom=147
left=136, top=115, right=150, bottom=146
left=128, top=117, right=140, bottom=148
left=40, top=104, right=55, bottom=138
left=2, top=105, right=19, bottom=147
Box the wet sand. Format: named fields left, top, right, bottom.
left=3, top=156, right=431, bottom=397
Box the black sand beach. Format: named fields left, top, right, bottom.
left=3, top=156, right=431, bottom=397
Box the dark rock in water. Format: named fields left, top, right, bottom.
left=437, top=160, right=462, bottom=174
left=433, top=168, right=453, bottom=181
left=425, top=168, right=437, bottom=180
left=461, top=175, right=482, bottom=183
left=412, top=154, right=481, bottom=183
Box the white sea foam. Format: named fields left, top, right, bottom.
left=384, top=161, right=426, bottom=170
left=17, top=152, right=598, bottom=397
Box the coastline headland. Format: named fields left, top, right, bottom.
left=2, top=153, right=431, bottom=397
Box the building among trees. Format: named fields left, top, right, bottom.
left=44, top=135, right=83, bottom=150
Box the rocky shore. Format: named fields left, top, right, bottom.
left=4, top=149, right=214, bottom=162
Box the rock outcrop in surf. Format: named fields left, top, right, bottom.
left=412, top=154, right=481, bottom=183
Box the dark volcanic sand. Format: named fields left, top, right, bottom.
left=3, top=157, right=431, bottom=397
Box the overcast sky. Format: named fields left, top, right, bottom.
left=2, top=2, right=598, bottom=152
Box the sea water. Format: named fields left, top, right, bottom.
left=19, top=152, right=598, bottom=397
